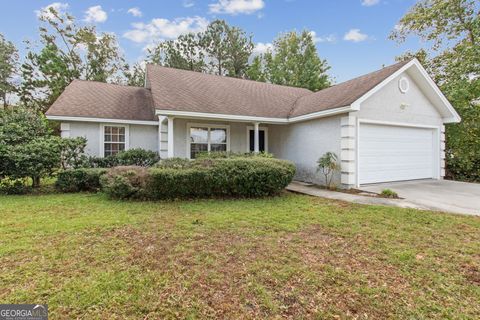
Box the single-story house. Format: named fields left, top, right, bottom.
left=45, top=58, right=461, bottom=188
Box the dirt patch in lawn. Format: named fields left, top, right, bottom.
left=462, top=263, right=480, bottom=285
left=107, top=223, right=420, bottom=319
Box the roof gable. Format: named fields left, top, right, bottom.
left=350, top=59, right=460, bottom=123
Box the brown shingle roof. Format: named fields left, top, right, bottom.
left=290, top=60, right=410, bottom=117
left=146, top=64, right=312, bottom=118
left=47, top=60, right=411, bottom=121
left=45, top=80, right=156, bottom=121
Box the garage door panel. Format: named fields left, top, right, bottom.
left=359, top=124, right=435, bottom=184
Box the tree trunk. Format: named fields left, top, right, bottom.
left=1, top=92, right=6, bottom=109
left=32, top=176, right=41, bottom=188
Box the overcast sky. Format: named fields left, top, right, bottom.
left=0, top=0, right=423, bottom=83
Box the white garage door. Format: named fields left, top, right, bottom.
left=359, top=123, right=436, bottom=184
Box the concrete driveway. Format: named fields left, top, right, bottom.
left=361, top=180, right=480, bottom=216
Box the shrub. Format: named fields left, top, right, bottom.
left=100, top=166, right=150, bottom=199
left=317, top=152, right=340, bottom=188
left=87, top=149, right=159, bottom=168
left=60, top=137, right=88, bottom=169
left=55, top=168, right=107, bottom=192
left=102, top=158, right=296, bottom=200
left=116, top=148, right=159, bottom=167
left=207, top=158, right=295, bottom=197
left=88, top=155, right=119, bottom=168
left=381, top=189, right=398, bottom=198
left=0, top=178, right=30, bottom=195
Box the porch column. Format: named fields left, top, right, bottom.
left=167, top=116, right=174, bottom=158
left=253, top=122, right=260, bottom=153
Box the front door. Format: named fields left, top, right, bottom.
left=248, top=129, right=266, bottom=152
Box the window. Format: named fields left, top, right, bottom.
left=188, top=124, right=229, bottom=159
left=103, top=125, right=127, bottom=157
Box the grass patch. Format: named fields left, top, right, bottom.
left=0, top=192, right=479, bottom=319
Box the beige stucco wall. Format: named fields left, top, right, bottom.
left=353, top=71, right=443, bottom=126
left=63, top=121, right=158, bottom=157
left=269, top=115, right=342, bottom=186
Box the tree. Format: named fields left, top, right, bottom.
left=148, top=33, right=206, bottom=72
left=148, top=20, right=253, bottom=78
left=200, top=20, right=230, bottom=76
left=249, top=31, right=331, bottom=91
left=124, top=63, right=146, bottom=87
left=20, top=7, right=126, bottom=112
left=224, top=25, right=254, bottom=77
left=391, top=0, right=480, bottom=181
left=0, top=107, right=85, bottom=187
left=0, top=33, right=18, bottom=108
left=246, top=55, right=266, bottom=82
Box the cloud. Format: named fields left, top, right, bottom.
left=35, top=2, right=69, bottom=19
left=209, top=0, right=265, bottom=15
left=127, top=7, right=142, bottom=17
left=361, top=0, right=380, bottom=6
left=252, top=42, right=273, bottom=55
left=309, top=31, right=336, bottom=43
left=123, top=16, right=209, bottom=44
left=183, top=0, right=195, bottom=8
left=343, top=29, right=368, bottom=42
left=84, top=5, right=108, bottom=23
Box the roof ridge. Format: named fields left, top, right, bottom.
left=146, top=64, right=313, bottom=93
left=71, top=79, right=147, bottom=90
left=323, top=59, right=410, bottom=90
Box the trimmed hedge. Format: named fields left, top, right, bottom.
left=55, top=168, right=107, bottom=192
left=100, top=166, right=149, bottom=199
left=101, top=158, right=295, bottom=200
left=88, top=148, right=160, bottom=168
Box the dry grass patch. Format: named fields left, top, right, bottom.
left=0, top=192, right=479, bottom=319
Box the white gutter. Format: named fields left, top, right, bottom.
left=46, top=115, right=159, bottom=126
left=155, top=105, right=354, bottom=124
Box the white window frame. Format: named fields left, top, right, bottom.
left=99, top=124, right=130, bottom=157
left=186, top=123, right=230, bottom=159
left=246, top=126, right=268, bottom=152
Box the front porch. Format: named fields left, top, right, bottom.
left=158, top=116, right=271, bottom=159
left=156, top=112, right=345, bottom=188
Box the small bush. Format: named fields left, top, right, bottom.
left=0, top=178, right=30, bottom=195
left=317, top=152, right=339, bottom=188
left=100, top=166, right=150, bottom=199
left=87, top=149, right=159, bottom=168
left=88, top=155, right=119, bottom=168
left=381, top=189, right=398, bottom=198
left=55, top=168, right=107, bottom=192
left=102, top=158, right=296, bottom=200
left=116, top=148, right=160, bottom=167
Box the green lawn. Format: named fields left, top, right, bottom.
left=0, top=192, right=479, bottom=319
